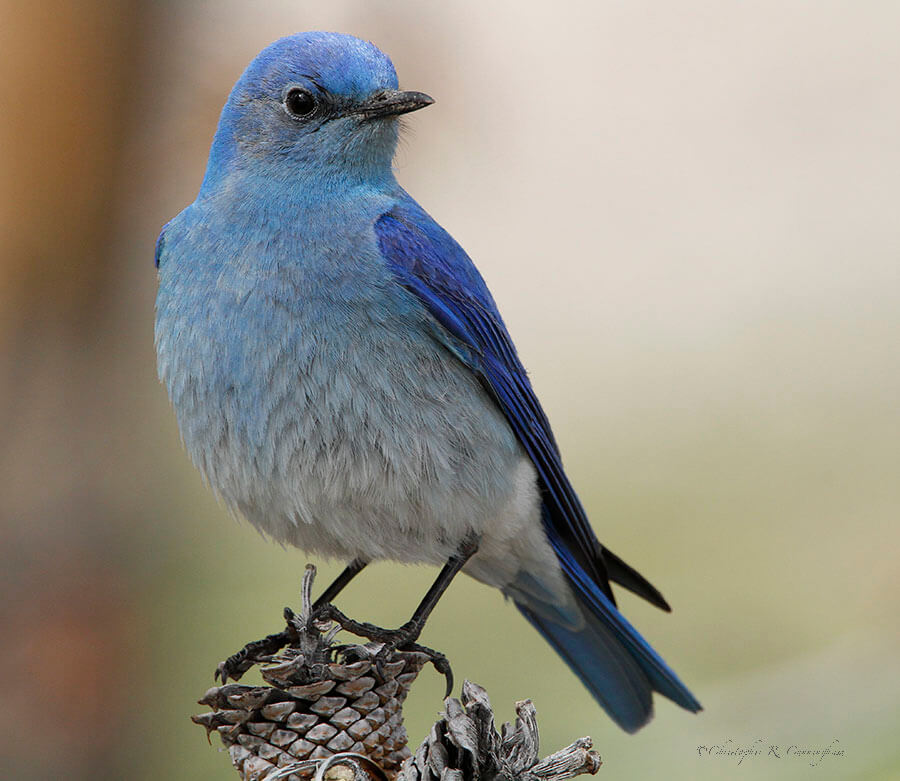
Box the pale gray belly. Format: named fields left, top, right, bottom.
left=169, top=305, right=549, bottom=582
left=157, top=251, right=568, bottom=597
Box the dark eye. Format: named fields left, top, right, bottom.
left=284, top=88, right=317, bottom=118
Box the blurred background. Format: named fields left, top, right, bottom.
left=2, top=1, right=898, bottom=779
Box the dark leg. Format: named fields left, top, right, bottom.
left=215, top=558, right=369, bottom=683
left=394, top=533, right=480, bottom=644
left=316, top=534, right=480, bottom=695
left=314, top=558, right=368, bottom=608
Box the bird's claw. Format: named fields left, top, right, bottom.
left=215, top=652, right=252, bottom=684
left=429, top=651, right=454, bottom=698
left=371, top=636, right=454, bottom=698
left=213, top=624, right=292, bottom=683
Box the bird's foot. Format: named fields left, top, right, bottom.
left=313, top=605, right=454, bottom=697
left=374, top=637, right=454, bottom=698
left=214, top=608, right=298, bottom=683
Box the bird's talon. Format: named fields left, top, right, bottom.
left=215, top=655, right=243, bottom=683
left=213, top=626, right=291, bottom=683
left=430, top=654, right=454, bottom=698
left=407, top=644, right=453, bottom=697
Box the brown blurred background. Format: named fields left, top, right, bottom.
left=1, top=2, right=898, bottom=779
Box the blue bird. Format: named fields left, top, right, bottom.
left=155, top=31, right=701, bottom=732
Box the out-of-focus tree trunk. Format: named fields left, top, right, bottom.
left=0, top=2, right=152, bottom=779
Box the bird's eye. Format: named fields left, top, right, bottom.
left=284, top=88, right=317, bottom=118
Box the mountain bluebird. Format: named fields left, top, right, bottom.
left=154, top=31, right=701, bottom=732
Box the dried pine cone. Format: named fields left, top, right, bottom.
left=194, top=567, right=601, bottom=781
left=399, top=681, right=602, bottom=781
left=194, top=645, right=427, bottom=780
left=193, top=565, right=430, bottom=780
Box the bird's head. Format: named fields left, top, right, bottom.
left=200, top=32, right=433, bottom=195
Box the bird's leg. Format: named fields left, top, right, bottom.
left=313, top=558, right=368, bottom=608
left=315, top=533, right=480, bottom=695
left=392, top=532, right=480, bottom=645
left=215, top=558, right=368, bottom=683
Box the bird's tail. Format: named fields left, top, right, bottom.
left=513, top=563, right=702, bottom=733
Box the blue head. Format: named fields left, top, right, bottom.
left=200, top=32, right=433, bottom=195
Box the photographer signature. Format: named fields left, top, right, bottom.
left=697, top=738, right=844, bottom=767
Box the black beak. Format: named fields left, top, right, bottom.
left=356, top=89, right=435, bottom=119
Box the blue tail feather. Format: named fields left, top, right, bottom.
left=514, top=553, right=702, bottom=733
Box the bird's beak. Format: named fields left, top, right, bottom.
left=356, top=90, right=435, bottom=119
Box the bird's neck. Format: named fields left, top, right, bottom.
left=199, top=163, right=399, bottom=213
left=192, top=167, right=402, bottom=249
left=201, top=124, right=400, bottom=205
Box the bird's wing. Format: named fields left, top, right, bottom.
left=375, top=196, right=704, bottom=731
left=375, top=195, right=666, bottom=609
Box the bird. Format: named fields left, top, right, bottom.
left=154, top=31, right=701, bottom=733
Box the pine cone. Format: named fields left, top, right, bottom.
left=193, top=566, right=430, bottom=780
left=194, top=644, right=428, bottom=780
left=193, top=567, right=601, bottom=781
left=398, top=681, right=602, bottom=781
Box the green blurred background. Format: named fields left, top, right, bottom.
left=2, top=2, right=898, bottom=779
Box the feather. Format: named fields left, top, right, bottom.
left=376, top=194, right=701, bottom=728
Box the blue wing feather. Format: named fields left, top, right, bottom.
left=375, top=194, right=701, bottom=730
left=375, top=199, right=608, bottom=584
